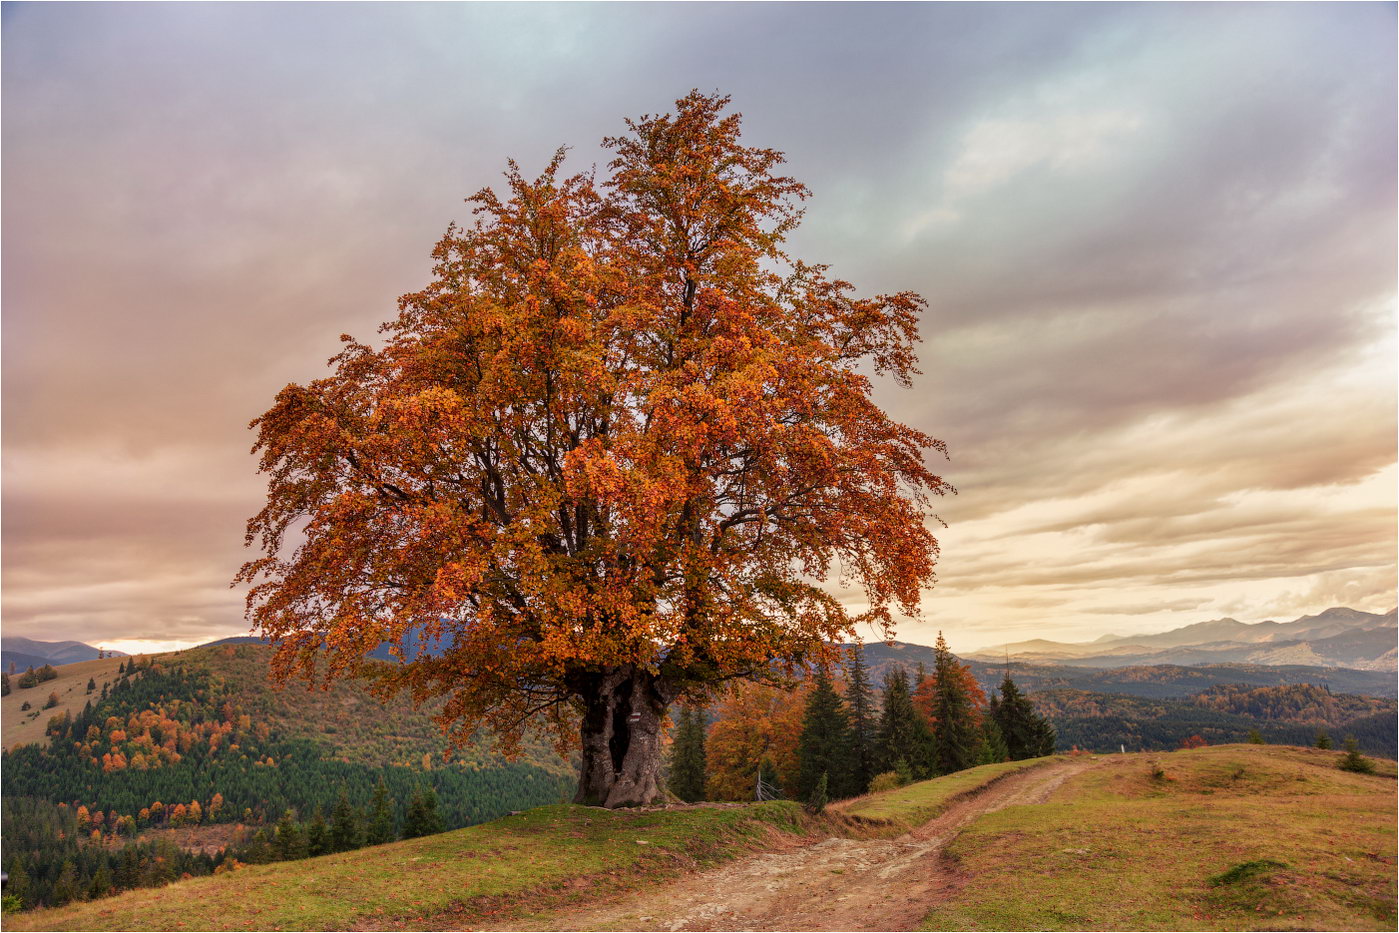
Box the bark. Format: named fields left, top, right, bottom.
left=574, top=667, right=675, bottom=808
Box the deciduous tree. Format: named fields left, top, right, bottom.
left=237, top=92, right=949, bottom=807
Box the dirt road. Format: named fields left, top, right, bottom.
left=485, top=757, right=1095, bottom=932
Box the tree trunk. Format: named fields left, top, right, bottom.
left=574, top=667, right=674, bottom=808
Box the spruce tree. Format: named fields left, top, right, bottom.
left=329, top=788, right=364, bottom=852
left=366, top=778, right=396, bottom=845
left=275, top=810, right=307, bottom=860
left=876, top=667, right=934, bottom=778
left=976, top=715, right=1009, bottom=765
left=668, top=706, right=708, bottom=802
left=994, top=672, right=1056, bottom=760
left=844, top=644, right=877, bottom=794
left=1, top=673, right=9, bottom=697
left=797, top=667, right=853, bottom=799
left=305, top=807, right=331, bottom=857
left=1315, top=729, right=1332, bottom=750
left=402, top=788, right=444, bottom=839
left=929, top=633, right=979, bottom=775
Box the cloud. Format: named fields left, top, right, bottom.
left=2, top=4, right=1393, bottom=653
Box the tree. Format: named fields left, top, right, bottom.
left=805, top=771, right=829, bottom=814
left=1, top=673, right=9, bottom=697
left=1315, top=729, right=1333, bottom=750
left=976, top=715, right=1009, bottom=765
left=330, top=788, right=364, bottom=852
left=1337, top=736, right=1375, bottom=774
left=237, top=92, right=950, bottom=808
left=367, top=779, right=397, bottom=845
left=876, top=668, right=934, bottom=778
left=706, top=679, right=808, bottom=800
left=402, top=788, right=443, bottom=839
left=306, top=807, right=331, bottom=857
left=668, top=705, right=708, bottom=802
left=844, top=643, right=877, bottom=795
left=1246, top=729, right=1265, bottom=744
left=993, top=673, right=1056, bottom=760
left=796, top=666, right=853, bottom=798
left=921, top=633, right=984, bottom=775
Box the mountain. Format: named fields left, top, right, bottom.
left=2, top=636, right=126, bottom=672
left=965, top=606, right=1396, bottom=671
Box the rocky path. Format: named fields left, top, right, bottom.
left=481, top=757, right=1095, bottom=932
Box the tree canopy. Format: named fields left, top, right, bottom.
left=237, top=91, right=950, bottom=807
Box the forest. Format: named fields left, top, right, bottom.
left=1, top=652, right=572, bottom=911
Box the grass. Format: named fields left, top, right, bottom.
left=8, top=752, right=1044, bottom=931
left=920, top=744, right=1397, bottom=932
left=7, top=801, right=817, bottom=932
left=837, top=755, right=1059, bottom=829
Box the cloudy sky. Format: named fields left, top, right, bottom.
left=4, top=3, right=1395, bottom=656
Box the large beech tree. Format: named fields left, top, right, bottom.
left=237, top=92, right=951, bottom=808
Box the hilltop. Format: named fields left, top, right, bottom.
left=11, top=744, right=1395, bottom=932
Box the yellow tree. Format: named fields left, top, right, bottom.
left=705, top=679, right=809, bottom=800
left=238, top=92, right=951, bottom=807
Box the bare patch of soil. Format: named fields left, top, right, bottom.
left=478, top=758, right=1097, bottom=932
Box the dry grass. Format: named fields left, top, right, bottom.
left=920, top=744, right=1398, bottom=931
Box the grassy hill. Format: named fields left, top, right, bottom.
left=11, top=745, right=1394, bottom=931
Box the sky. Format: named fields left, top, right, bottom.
left=3, top=3, right=1395, bottom=656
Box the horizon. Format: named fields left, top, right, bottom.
left=4, top=4, right=1395, bottom=655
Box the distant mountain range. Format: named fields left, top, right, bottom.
left=963, top=607, right=1397, bottom=672
left=1, top=636, right=126, bottom=673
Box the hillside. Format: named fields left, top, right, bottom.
left=11, top=745, right=1394, bottom=932
left=2, top=644, right=573, bottom=911
left=1031, top=684, right=1397, bottom=756
left=3, top=637, right=125, bottom=673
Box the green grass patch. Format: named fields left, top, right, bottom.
left=837, top=755, right=1059, bottom=829
left=9, top=801, right=813, bottom=932
left=920, top=745, right=1397, bottom=932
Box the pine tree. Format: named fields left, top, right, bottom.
left=876, top=668, right=935, bottom=778
left=366, top=778, right=396, bottom=845
left=306, top=807, right=331, bottom=856
left=668, top=706, right=708, bottom=802
left=993, top=672, right=1056, bottom=760
left=86, top=677, right=97, bottom=693
left=928, top=633, right=980, bottom=775
left=52, top=859, right=82, bottom=905
left=329, top=788, right=364, bottom=852
left=797, top=667, right=853, bottom=798
left=7, top=857, right=31, bottom=908
left=844, top=643, right=877, bottom=794
left=1, top=673, right=9, bottom=697
left=1315, top=729, right=1332, bottom=750
left=1246, top=729, right=1265, bottom=744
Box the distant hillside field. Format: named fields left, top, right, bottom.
left=11, top=745, right=1394, bottom=932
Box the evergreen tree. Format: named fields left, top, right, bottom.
left=976, top=715, right=1009, bottom=765
left=52, top=859, right=82, bottom=905
left=1, top=673, right=9, bottom=697
left=668, top=706, right=708, bottom=802
left=86, top=678, right=97, bottom=693
left=330, top=788, right=364, bottom=852
left=7, top=857, right=30, bottom=908
left=402, top=788, right=444, bottom=839
left=757, top=757, right=781, bottom=799
left=274, top=810, right=307, bottom=861
left=844, top=644, right=877, bottom=795
left=88, top=862, right=112, bottom=900
left=366, top=778, right=396, bottom=845
left=875, top=668, right=934, bottom=778
left=1338, top=737, right=1375, bottom=774
left=1246, top=729, right=1265, bottom=744
left=929, top=633, right=980, bottom=775
left=1315, top=729, right=1333, bottom=750
left=804, top=771, right=829, bottom=814
left=797, top=667, right=853, bottom=798
left=306, top=806, right=331, bottom=856
left=993, top=672, right=1056, bottom=760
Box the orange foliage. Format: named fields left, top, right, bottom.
left=1180, top=734, right=1208, bottom=749
left=705, top=679, right=810, bottom=800
left=236, top=92, right=949, bottom=803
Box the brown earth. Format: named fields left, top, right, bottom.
left=479, top=757, right=1098, bottom=932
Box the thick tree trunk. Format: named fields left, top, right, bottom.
left=574, top=667, right=674, bottom=808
